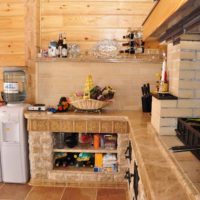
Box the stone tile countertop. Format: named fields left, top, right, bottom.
left=24, top=110, right=200, bottom=200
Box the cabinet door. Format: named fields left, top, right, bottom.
left=1, top=143, right=26, bottom=183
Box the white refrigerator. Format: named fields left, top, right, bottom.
left=0, top=104, right=29, bottom=183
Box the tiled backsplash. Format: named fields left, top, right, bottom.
left=35, top=61, right=161, bottom=110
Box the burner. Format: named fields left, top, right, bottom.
left=175, top=118, right=200, bottom=160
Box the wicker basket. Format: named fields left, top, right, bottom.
left=70, top=99, right=111, bottom=111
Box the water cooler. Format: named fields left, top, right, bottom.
left=0, top=104, right=29, bottom=183
left=0, top=68, right=29, bottom=183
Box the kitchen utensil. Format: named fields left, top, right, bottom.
left=169, top=145, right=200, bottom=153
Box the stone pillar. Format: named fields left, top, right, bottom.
left=29, top=132, right=53, bottom=179
left=151, top=40, right=200, bottom=135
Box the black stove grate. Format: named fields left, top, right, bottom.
left=176, top=118, right=200, bottom=160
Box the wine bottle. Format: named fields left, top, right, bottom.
left=123, top=32, right=134, bottom=40
left=119, top=48, right=135, bottom=54
left=135, top=47, right=144, bottom=54
left=122, top=41, right=135, bottom=47
left=61, top=37, right=68, bottom=58
left=57, top=33, right=63, bottom=57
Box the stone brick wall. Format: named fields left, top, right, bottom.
left=151, top=40, right=200, bottom=135
left=29, top=132, right=53, bottom=179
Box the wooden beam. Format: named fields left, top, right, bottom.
left=143, top=0, right=188, bottom=40
left=159, top=6, right=200, bottom=42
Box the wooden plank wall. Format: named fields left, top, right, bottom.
left=40, top=0, right=155, bottom=52
left=0, top=0, right=25, bottom=67
left=0, top=0, right=156, bottom=102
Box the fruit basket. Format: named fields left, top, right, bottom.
left=70, top=98, right=111, bottom=111
left=70, top=74, right=115, bottom=111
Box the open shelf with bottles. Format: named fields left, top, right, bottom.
left=53, top=152, right=118, bottom=173
left=53, top=132, right=118, bottom=173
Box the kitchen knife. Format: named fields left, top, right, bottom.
left=141, top=86, right=145, bottom=96
left=143, top=84, right=148, bottom=96
left=147, top=83, right=150, bottom=95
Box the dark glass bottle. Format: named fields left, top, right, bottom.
left=57, top=33, right=63, bottom=57
left=62, top=37, right=68, bottom=57
left=122, top=41, right=135, bottom=47
left=119, top=48, right=135, bottom=54
left=123, top=33, right=134, bottom=40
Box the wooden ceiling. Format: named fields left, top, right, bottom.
left=143, top=0, right=200, bottom=42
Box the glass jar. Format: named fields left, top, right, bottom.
left=55, top=132, right=65, bottom=149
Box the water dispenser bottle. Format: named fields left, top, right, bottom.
left=1, top=68, right=26, bottom=104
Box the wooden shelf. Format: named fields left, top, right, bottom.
left=53, top=146, right=117, bottom=154
left=35, top=54, right=162, bottom=64
left=54, top=165, right=94, bottom=172
left=53, top=166, right=117, bottom=174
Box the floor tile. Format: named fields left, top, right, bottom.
left=97, top=188, right=127, bottom=200
left=62, top=187, right=97, bottom=200
left=194, top=183, right=200, bottom=192
left=67, top=182, right=127, bottom=189
left=26, top=186, right=64, bottom=200
left=0, top=183, right=4, bottom=189
left=0, top=183, right=32, bottom=200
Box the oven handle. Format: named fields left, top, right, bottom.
left=169, top=145, right=200, bottom=153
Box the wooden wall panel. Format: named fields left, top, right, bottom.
left=41, top=0, right=154, bottom=2
left=0, top=55, right=25, bottom=66
left=0, top=3, right=25, bottom=16
left=40, top=0, right=155, bottom=52
left=41, top=29, right=126, bottom=42
left=41, top=2, right=153, bottom=15
left=0, top=1, right=25, bottom=67
left=0, top=16, right=24, bottom=30
left=41, top=15, right=147, bottom=29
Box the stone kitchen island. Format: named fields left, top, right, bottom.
left=25, top=110, right=200, bottom=200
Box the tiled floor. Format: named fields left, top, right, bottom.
left=0, top=183, right=128, bottom=200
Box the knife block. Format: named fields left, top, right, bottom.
left=141, top=95, right=152, bottom=112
